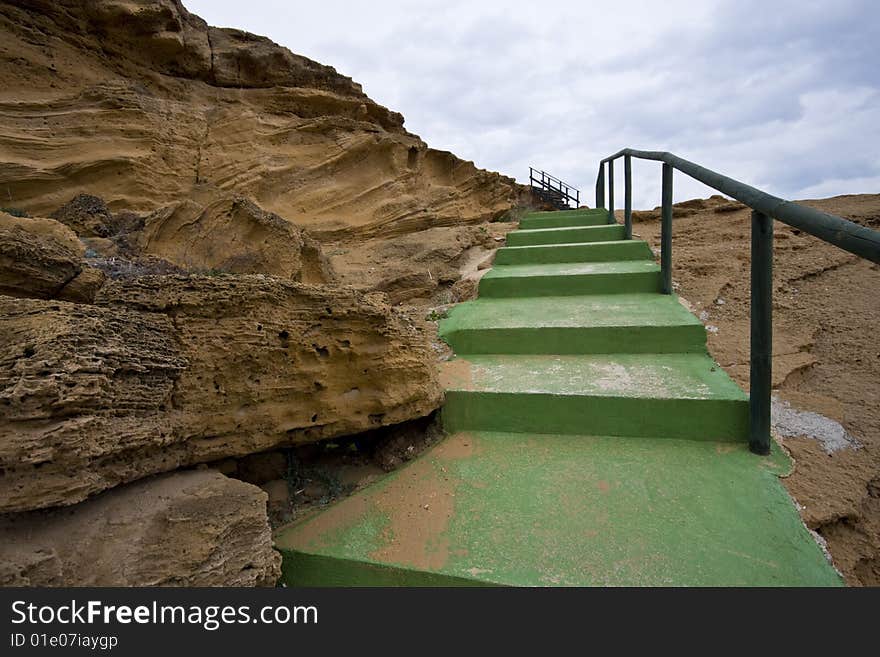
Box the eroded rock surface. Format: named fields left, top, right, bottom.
left=0, top=1, right=523, bottom=235
left=0, top=212, right=105, bottom=302
left=0, top=469, right=281, bottom=586
left=138, top=195, right=336, bottom=281
left=0, top=275, right=441, bottom=512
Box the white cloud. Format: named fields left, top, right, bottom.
left=184, top=0, right=880, bottom=208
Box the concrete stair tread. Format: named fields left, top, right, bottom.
left=519, top=212, right=609, bottom=229
left=479, top=260, right=661, bottom=296
left=506, top=224, right=625, bottom=246
left=275, top=431, right=842, bottom=586
left=440, top=353, right=747, bottom=401
left=514, top=223, right=619, bottom=235
left=442, top=293, right=702, bottom=331
left=439, top=293, right=707, bottom=354
left=484, top=260, right=659, bottom=279
left=495, top=239, right=654, bottom=264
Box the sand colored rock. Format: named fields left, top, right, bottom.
left=330, top=222, right=516, bottom=305
left=0, top=275, right=441, bottom=512
left=137, top=195, right=336, bottom=281
left=0, top=1, right=522, bottom=237
left=0, top=469, right=281, bottom=586
left=0, top=211, right=106, bottom=302
left=50, top=194, right=117, bottom=238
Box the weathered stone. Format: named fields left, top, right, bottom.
left=0, top=470, right=281, bottom=586
left=0, top=275, right=441, bottom=512
left=50, top=193, right=115, bottom=238
left=138, top=196, right=336, bottom=282
left=0, top=213, right=83, bottom=298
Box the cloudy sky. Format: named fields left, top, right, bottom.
left=186, top=0, right=879, bottom=209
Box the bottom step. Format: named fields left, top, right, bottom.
left=275, top=432, right=842, bottom=587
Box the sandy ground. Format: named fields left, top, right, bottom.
left=634, top=193, right=880, bottom=585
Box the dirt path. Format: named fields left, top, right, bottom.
left=635, top=193, right=880, bottom=585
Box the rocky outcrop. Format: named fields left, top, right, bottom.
left=0, top=0, right=520, bottom=588
left=0, top=212, right=105, bottom=302
left=0, top=470, right=281, bottom=586
left=138, top=195, right=336, bottom=281
left=3, top=0, right=367, bottom=96
left=0, top=1, right=523, bottom=235
left=0, top=276, right=441, bottom=512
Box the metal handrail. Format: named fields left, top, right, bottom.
left=595, top=148, right=880, bottom=455
left=530, top=166, right=580, bottom=208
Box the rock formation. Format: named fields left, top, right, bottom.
left=0, top=470, right=281, bottom=586
left=0, top=0, right=523, bottom=586
left=1, top=275, right=441, bottom=512
left=0, top=0, right=522, bottom=238
left=0, top=211, right=106, bottom=302
left=136, top=195, right=337, bottom=281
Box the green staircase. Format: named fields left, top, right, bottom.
left=275, top=208, right=842, bottom=587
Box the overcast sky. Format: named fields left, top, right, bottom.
left=186, top=0, right=879, bottom=209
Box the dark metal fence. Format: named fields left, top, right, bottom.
left=530, top=167, right=580, bottom=209
left=595, top=148, right=880, bottom=455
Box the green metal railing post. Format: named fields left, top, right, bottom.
left=595, top=163, right=605, bottom=209
left=660, top=163, right=673, bottom=294
left=608, top=159, right=615, bottom=222
left=624, top=154, right=632, bottom=239
left=750, top=210, right=773, bottom=455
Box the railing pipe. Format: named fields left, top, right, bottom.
left=624, top=154, right=632, bottom=239
left=750, top=210, right=773, bottom=455
left=608, top=159, right=615, bottom=221
left=660, top=163, right=673, bottom=294
left=600, top=149, right=880, bottom=264
left=595, top=163, right=605, bottom=209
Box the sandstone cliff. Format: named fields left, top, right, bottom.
left=0, top=0, right=522, bottom=241
left=0, top=0, right=522, bottom=586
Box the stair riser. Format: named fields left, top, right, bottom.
left=442, top=325, right=707, bottom=355
left=519, top=215, right=609, bottom=230
left=443, top=392, right=749, bottom=441
left=479, top=271, right=662, bottom=297
left=279, top=551, right=488, bottom=587
left=495, top=241, right=654, bottom=265
left=507, top=225, right=625, bottom=246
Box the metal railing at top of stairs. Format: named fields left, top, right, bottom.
left=594, top=148, right=880, bottom=456
left=530, top=166, right=580, bottom=208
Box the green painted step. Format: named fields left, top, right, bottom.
left=507, top=223, right=625, bottom=246
left=440, top=353, right=748, bottom=440
left=495, top=239, right=654, bottom=265
left=519, top=210, right=610, bottom=230
left=438, top=294, right=707, bottom=354
left=275, top=431, right=843, bottom=586
left=479, top=260, right=661, bottom=297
